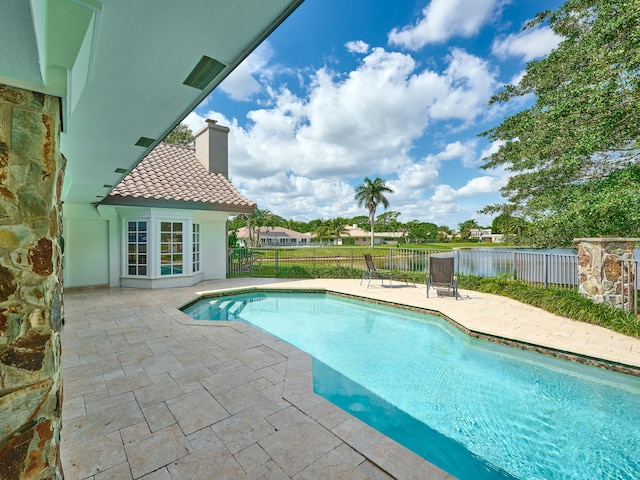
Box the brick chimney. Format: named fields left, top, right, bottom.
left=194, top=118, right=229, bottom=177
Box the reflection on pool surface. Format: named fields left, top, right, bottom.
left=183, top=291, right=640, bottom=480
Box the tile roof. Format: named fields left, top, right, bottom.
left=104, top=143, right=255, bottom=213
left=234, top=226, right=312, bottom=239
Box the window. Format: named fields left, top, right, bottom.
left=123, top=217, right=202, bottom=280
left=160, top=222, right=183, bottom=275
left=127, top=221, right=147, bottom=276
left=192, top=223, right=201, bottom=272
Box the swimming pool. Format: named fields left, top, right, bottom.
left=183, top=291, right=640, bottom=480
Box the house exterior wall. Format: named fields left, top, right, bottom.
left=62, top=206, right=230, bottom=289
left=198, top=212, right=229, bottom=280
left=0, top=85, right=64, bottom=479
left=63, top=204, right=111, bottom=288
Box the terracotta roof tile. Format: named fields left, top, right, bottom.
left=106, top=143, right=255, bottom=212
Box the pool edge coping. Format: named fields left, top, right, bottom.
left=178, top=286, right=640, bottom=377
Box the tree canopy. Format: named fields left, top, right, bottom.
left=458, top=219, right=481, bottom=241
left=404, top=220, right=438, bottom=243
left=480, top=0, right=640, bottom=246
left=164, top=123, right=195, bottom=147
left=375, top=211, right=402, bottom=232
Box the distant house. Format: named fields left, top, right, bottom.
left=234, top=226, right=312, bottom=247
left=63, top=120, right=256, bottom=288
left=337, top=225, right=406, bottom=246
left=470, top=228, right=504, bottom=243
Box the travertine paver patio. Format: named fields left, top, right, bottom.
left=60, top=278, right=640, bottom=479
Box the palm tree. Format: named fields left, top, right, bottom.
left=327, top=218, right=347, bottom=244
left=242, top=208, right=273, bottom=247
left=354, top=177, right=393, bottom=247
left=314, top=221, right=333, bottom=246
left=285, top=218, right=298, bottom=232
left=458, top=219, right=480, bottom=241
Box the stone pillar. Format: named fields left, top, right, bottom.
left=0, top=85, right=65, bottom=479
left=575, top=237, right=640, bottom=307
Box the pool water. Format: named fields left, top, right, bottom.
left=183, top=292, right=640, bottom=480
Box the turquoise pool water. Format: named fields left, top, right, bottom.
left=183, top=292, right=640, bottom=480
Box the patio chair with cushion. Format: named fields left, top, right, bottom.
left=426, top=256, right=460, bottom=300
left=361, top=253, right=415, bottom=288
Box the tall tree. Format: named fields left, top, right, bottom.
left=404, top=220, right=438, bottom=244
left=480, top=0, right=640, bottom=246
left=491, top=212, right=530, bottom=243
left=164, top=123, right=195, bottom=146
left=436, top=230, right=450, bottom=243
left=228, top=215, right=246, bottom=232
left=313, top=221, right=333, bottom=246
left=346, top=215, right=370, bottom=230
left=354, top=177, right=394, bottom=247
left=285, top=218, right=300, bottom=232
left=327, top=218, right=348, bottom=241
left=375, top=210, right=402, bottom=232
left=458, top=219, right=480, bottom=241
left=241, top=208, right=273, bottom=247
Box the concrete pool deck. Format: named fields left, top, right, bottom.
left=61, top=278, right=640, bottom=479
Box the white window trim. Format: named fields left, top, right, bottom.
left=122, top=215, right=199, bottom=279
left=124, top=218, right=150, bottom=277
left=192, top=223, right=201, bottom=274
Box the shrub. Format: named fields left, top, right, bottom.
left=274, top=266, right=313, bottom=278
left=458, top=275, right=639, bottom=338
left=314, top=266, right=362, bottom=279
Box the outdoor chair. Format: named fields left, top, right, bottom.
left=426, top=256, right=460, bottom=300
left=361, top=253, right=415, bottom=288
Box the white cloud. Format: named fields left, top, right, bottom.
left=429, top=49, right=499, bottom=123
left=424, top=168, right=507, bottom=225
left=388, top=0, right=507, bottom=49
left=239, top=173, right=359, bottom=221
left=218, top=42, right=274, bottom=101
left=222, top=47, right=497, bottom=181
left=189, top=43, right=505, bottom=226
left=437, top=140, right=478, bottom=167
left=430, top=171, right=507, bottom=204
left=457, top=175, right=505, bottom=196
left=492, top=26, right=561, bottom=62
left=431, top=184, right=458, bottom=203
left=183, top=111, right=208, bottom=135
left=345, top=40, right=369, bottom=54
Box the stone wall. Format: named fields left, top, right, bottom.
left=0, top=85, right=65, bottom=479
left=576, top=238, right=638, bottom=308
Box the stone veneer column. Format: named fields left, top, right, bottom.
left=575, top=237, right=639, bottom=307
left=0, top=85, right=65, bottom=479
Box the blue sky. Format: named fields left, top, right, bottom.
left=185, top=0, right=564, bottom=228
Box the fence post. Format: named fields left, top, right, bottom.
left=454, top=249, right=459, bottom=274
left=275, top=249, right=279, bottom=274
left=629, top=261, right=638, bottom=318
left=390, top=248, right=393, bottom=272
left=543, top=254, right=549, bottom=288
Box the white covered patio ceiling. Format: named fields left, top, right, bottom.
left=0, top=0, right=303, bottom=204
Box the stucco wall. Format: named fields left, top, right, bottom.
left=198, top=215, right=229, bottom=281
left=0, top=85, right=64, bottom=478
left=63, top=205, right=230, bottom=289
left=62, top=204, right=110, bottom=288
